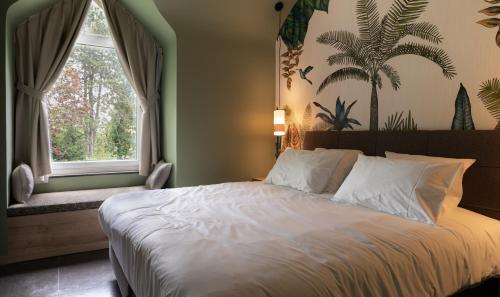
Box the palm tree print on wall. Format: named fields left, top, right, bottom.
left=316, top=0, right=456, bottom=131
left=478, top=0, right=500, bottom=47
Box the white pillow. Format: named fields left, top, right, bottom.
left=315, top=148, right=363, bottom=193
left=265, top=149, right=345, bottom=193
left=333, top=155, right=463, bottom=224
left=145, top=161, right=172, bottom=189
left=385, top=151, right=475, bottom=208
left=11, top=163, right=34, bottom=203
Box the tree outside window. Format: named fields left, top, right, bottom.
left=47, top=1, right=137, bottom=163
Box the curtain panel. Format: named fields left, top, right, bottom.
left=14, top=0, right=91, bottom=182
left=101, top=0, right=163, bottom=176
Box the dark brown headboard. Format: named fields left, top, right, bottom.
left=303, top=130, right=500, bottom=221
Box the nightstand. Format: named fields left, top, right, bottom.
left=251, top=177, right=265, bottom=182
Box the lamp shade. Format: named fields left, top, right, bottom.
left=274, top=109, right=286, bottom=136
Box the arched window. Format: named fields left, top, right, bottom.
left=49, top=0, right=139, bottom=175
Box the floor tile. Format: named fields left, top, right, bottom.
left=0, top=250, right=128, bottom=297
left=59, top=250, right=115, bottom=294
left=58, top=281, right=122, bottom=297
left=0, top=258, right=59, bottom=297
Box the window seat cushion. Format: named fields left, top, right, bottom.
left=7, top=186, right=147, bottom=217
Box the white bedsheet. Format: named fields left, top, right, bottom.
left=98, top=182, right=500, bottom=297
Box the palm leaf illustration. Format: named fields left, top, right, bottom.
left=383, top=111, right=418, bottom=131
left=478, top=78, right=500, bottom=129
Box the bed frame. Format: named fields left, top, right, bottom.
left=303, top=130, right=500, bottom=296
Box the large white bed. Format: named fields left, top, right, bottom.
left=99, top=182, right=500, bottom=297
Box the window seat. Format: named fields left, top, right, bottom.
left=7, top=186, right=146, bottom=217
left=1, top=186, right=147, bottom=265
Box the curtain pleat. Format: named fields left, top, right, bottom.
left=14, top=0, right=91, bottom=182
left=101, top=0, right=163, bottom=176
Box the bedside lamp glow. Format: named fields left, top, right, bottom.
left=274, top=109, right=286, bottom=136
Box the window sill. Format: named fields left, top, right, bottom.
left=51, top=160, right=139, bottom=177
left=50, top=170, right=140, bottom=178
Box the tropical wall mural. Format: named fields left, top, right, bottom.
left=277, top=0, right=500, bottom=149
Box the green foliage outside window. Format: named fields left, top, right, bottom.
left=47, top=2, right=137, bottom=162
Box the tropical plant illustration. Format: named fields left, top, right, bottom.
left=313, top=98, right=361, bottom=131
left=451, top=83, right=475, bottom=130
left=282, top=46, right=303, bottom=90
left=280, top=103, right=313, bottom=150
left=279, top=0, right=330, bottom=89
left=301, top=103, right=313, bottom=140
left=299, top=66, right=314, bottom=85
left=316, top=0, right=456, bottom=131
left=478, top=0, right=500, bottom=47
left=478, top=78, right=500, bottom=129
left=281, top=123, right=302, bottom=152
left=383, top=110, right=418, bottom=131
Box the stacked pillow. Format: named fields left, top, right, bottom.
left=265, top=148, right=475, bottom=225
left=333, top=155, right=469, bottom=224
left=265, top=148, right=362, bottom=193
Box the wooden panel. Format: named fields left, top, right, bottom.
left=0, top=209, right=108, bottom=265
left=376, top=131, right=428, bottom=156
left=427, top=130, right=500, bottom=167
left=461, top=167, right=500, bottom=210
left=302, top=131, right=339, bottom=150
left=338, top=131, right=377, bottom=155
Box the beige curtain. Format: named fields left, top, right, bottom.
left=14, top=0, right=91, bottom=182
left=101, top=0, right=163, bottom=176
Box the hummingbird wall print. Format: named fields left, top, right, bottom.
left=478, top=0, right=500, bottom=47
left=299, top=66, right=314, bottom=85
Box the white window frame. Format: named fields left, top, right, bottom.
left=51, top=5, right=141, bottom=177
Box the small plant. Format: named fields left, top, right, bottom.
left=313, top=98, right=361, bottom=131
left=383, top=111, right=418, bottom=131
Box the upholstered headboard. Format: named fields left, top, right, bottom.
left=303, top=130, right=500, bottom=221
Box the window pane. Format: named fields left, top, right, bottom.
left=48, top=2, right=137, bottom=163
left=82, top=1, right=111, bottom=37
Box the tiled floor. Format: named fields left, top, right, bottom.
left=0, top=249, right=125, bottom=297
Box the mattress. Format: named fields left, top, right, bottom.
left=98, top=182, right=500, bottom=297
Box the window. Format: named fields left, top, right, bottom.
left=48, top=1, right=139, bottom=176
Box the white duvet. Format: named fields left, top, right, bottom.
left=98, top=182, right=500, bottom=297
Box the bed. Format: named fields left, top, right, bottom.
left=99, top=130, right=500, bottom=297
